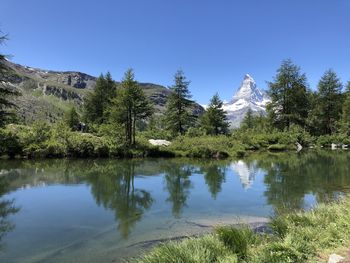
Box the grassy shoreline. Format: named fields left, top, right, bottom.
left=2, top=123, right=350, bottom=160
left=131, top=196, right=350, bottom=263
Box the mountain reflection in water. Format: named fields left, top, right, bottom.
left=1, top=151, right=350, bottom=262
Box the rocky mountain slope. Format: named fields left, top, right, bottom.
left=222, top=74, right=270, bottom=127
left=1, top=61, right=204, bottom=123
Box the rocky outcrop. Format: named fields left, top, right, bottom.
left=52, top=72, right=96, bottom=89
left=41, top=84, right=83, bottom=103
left=2, top=60, right=205, bottom=123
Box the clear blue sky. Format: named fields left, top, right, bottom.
left=2, top=0, right=350, bottom=104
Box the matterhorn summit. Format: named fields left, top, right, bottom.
left=222, top=74, right=270, bottom=127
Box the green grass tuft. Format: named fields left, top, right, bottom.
left=132, top=196, right=350, bottom=263
left=215, top=226, right=258, bottom=260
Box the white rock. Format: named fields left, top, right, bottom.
left=328, top=253, right=344, bottom=263
left=331, top=143, right=337, bottom=150
left=342, top=144, right=348, bottom=150
left=148, top=139, right=171, bottom=147
left=296, top=142, right=303, bottom=152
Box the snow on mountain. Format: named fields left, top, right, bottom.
left=222, top=74, right=270, bottom=127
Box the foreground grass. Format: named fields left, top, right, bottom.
left=132, top=196, right=350, bottom=263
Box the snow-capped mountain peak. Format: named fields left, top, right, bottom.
left=222, top=74, right=270, bottom=127
left=232, top=74, right=263, bottom=103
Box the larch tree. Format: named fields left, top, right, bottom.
left=64, top=106, right=80, bottom=131
left=340, top=82, right=350, bottom=135
left=267, top=59, right=310, bottom=130
left=0, top=32, right=19, bottom=127
left=84, top=72, right=116, bottom=125
left=109, top=69, right=153, bottom=146
left=164, top=70, right=195, bottom=135
left=201, top=93, right=229, bottom=135
left=241, top=108, right=254, bottom=130
left=314, top=69, right=343, bottom=135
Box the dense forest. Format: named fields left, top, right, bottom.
left=1, top=31, right=350, bottom=159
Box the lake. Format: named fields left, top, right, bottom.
left=1, top=151, right=350, bottom=262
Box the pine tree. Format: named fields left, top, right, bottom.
left=0, top=32, right=19, bottom=127
left=241, top=108, right=254, bottom=130
left=109, top=69, right=153, bottom=145
left=201, top=93, right=229, bottom=135
left=164, top=70, right=194, bottom=135
left=340, top=82, right=350, bottom=135
left=64, top=106, right=80, bottom=131
left=267, top=59, right=310, bottom=130
left=84, top=72, right=116, bottom=124
left=314, top=69, right=343, bottom=135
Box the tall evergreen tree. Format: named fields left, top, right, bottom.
left=0, top=32, right=19, bottom=127
left=340, top=82, right=350, bottom=135
left=84, top=72, right=116, bottom=124
left=109, top=69, right=153, bottom=145
left=164, top=70, right=194, bottom=135
left=201, top=93, right=229, bottom=135
left=267, top=59, right=310, bottom=130
left=64, top=106, right=80, bottom=131
left=314, top=69, right=343, bottom=135
left=241, top=108, right=254, bottom=130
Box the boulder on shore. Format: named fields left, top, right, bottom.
left=328, top=253, right=344, bottom=263
left=296, top=142, right=303, bottom=152
left=148, top=139, right=171, bottom=147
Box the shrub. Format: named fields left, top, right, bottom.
left=0, top=129, right=23, bottom=158
left=45, top=140, right=67, bottom=157
left=67, top=133, right=109, bottom=157
left=169, top=135, right=240, bottom=158
left=133, top=235, right=237, bottom=263
left=216, top=226, right=258, bottom=260
left=269, top=216, right=289, bottom=239
left=316, top=134, right=349, bottom=147
left=268, top=144, right=288, bottom=151
left=260, top=241, right=304, bottom=263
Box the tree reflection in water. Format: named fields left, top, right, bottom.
left=200, top=162, right=227, bottom=199
left=249, top=150, right=350, bottom=213
left=86, top=160, right=153, bottom=239
left=162, top=162, right=193, bottom=218
left=1, top=151, right=350, bottom=241
left=0, top=174, right=19, bottom=250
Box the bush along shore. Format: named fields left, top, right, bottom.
left=131, top=196, right=350, bottom=263
left=1, top=122, right=350, bottom=159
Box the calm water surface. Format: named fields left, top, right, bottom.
left=1, top=151, right=350, bottom=262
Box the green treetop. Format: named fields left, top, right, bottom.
left=109, top=69, right=153, bottom=146
left=0, top=32, right=19, bottom=127
left=84, top=72, right=116, bottom=125
left=313, top=70, right=343, bottom=135
left=241, top=108, right=254, bottom=130
left=201, top=93, right=229, bottom=135
left=64, top=106, right=80, bottom=131
left=340, top=81, right=350, bottom=135
left=164, top=70, right=195, bottom=135
left=267, top=59, right=310, bottom=130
